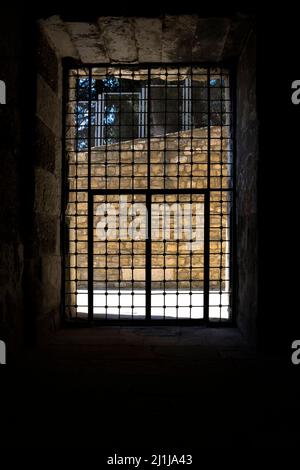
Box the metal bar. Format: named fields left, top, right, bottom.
left=146, top=67, right=152, bottom=320
left=163, top=68, right=167, bottom=320
left=146, top=192, right=152, bottom=320
left=89, top=189, right=209, bottom=195
left=63, top=59, right=236, bottom=69
left=176, top=67, right=180, bottom=320
left=118, top=68, right=122, bottom=320
left=229, top=66, right=237, bottom=324
left=87, top=69, right=93, bottom=322
left=203, top=68, right=211, bottom=323
left=203, top=192, right=210, bottom=323
left=88, top=191, right=94, bottom=323
left=74, top=69, right=80, bottom=320
left=64, top=63, right=235, bottom=325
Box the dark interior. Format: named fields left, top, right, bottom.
left=0, top=3, right=299, bottom=450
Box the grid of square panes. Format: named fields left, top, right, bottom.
left=64, top=65, right=233, bottom=321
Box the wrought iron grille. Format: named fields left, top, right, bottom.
left=63, top=64, right=235, bottom=323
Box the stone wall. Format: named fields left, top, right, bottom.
left=0, top=10, right=259, bottom=346
left=66, top=126, right=231, bottom=313
left=236, top=27, right=258, bottom=344
left=42, top=15, right=253, bottom=64
left=23, top=25, right=63, bottom=340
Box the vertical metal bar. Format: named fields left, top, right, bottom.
left=104, top=69, right=108, bottom=319
left=97, top=94, right=104, bottom=146
left=105, top=191, right=108, bottom=320
left=139, top=88, right=143, bottom=138
left=88, top=191, right=94, bottom=322
left=146, top=67, right=151, bottom=320
left=203, top=190, right=210, bottom=323
left=131, top=69, right=135, bottom=320
left=224, top=75, right=232, bottom=317
left=189, top=68, right=193, bottom=319
left=203, top=68, right=211, bottom=323
left=163, top=68, right=167, bottom=320
left=146, top=192, right=152, bottom=321
left=95, top=97, right=99, bottom=147
left=188, top=77, right=192, bottom=129
left=229, top=66, right=237, bottom=323
left=176, top=67, right=181, bottom=320
left=144, top=87, right=148, bottom=139
left=87, top=68, right=93, bottom=322
left=118, top=68, right=122, bottom=320
left=75, top=70, right=79, bottom=319
left=100, top=94, right=104, bottom=146
left=219, top=67, right=224, bottom=321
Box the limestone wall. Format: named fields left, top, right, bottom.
left=25, top=26, right=63, bottom=337
left=66, top=126, right=232, bottom=312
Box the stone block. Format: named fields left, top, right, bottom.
left=37, top=26, right=59, bottom=93
left=39, top=15, right=80, bottom=60
left=32, top=213, right=60, bottom=256
left=192, top=18, right=230, bottom=61
left=34, top=167, right=60, bottom=216
left=162, top=15, right=198, bottom=62
left=134, top=18, right=162, bottom=62
left=98, top=17, right=137, bottom=62
left=66, top=22, right=108, bottom=63
left=34, top=117, right=56, bottom=173
left=36, top=74, right=60, bottom=135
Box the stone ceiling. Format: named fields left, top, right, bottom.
left=40, top=15, right=254, bottom=64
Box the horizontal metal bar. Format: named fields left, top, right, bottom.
left=63, top=58, right=237, bottom=70
left=68, top=188, right=235, bottom=194
left=64, top=318, right=234, bottom=327
left=90, top=188, right=209, bottom=195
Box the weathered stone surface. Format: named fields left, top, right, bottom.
left=134, top=18, right=162, bottom=62
left=36, top=74, right=60, bottom=135
left=41, top=14, right=252, bottom=64
left=25, top=255, right=61, bottom=324
left=222, top=15, right=254, bottom=60
left=75, top=127, right=228, bottom=191
left=98, top=17, right=137, bottom=62
left=67, top=127, right=230, bottom=290
left=37, top=25, right=59, bottom=93
left=34, top=117, right=56, bottom=173
left=34, top=167, right=60, bottom=216
left=162, top=15, right=198, bottom=62
left=41, top=256, right=61, bottom=311
left=192, top=18, right=231, bottom=61
left=0, top=12, right=257, bottom=350
left=66, top=22, right=108, bottom=63
left=32, top=212, right=60, bottom=256
left=19, top=27, right=64, bottom=342
left=0, top=243, right=23, bottom=291
left=39, top=15, right=79, bottom=60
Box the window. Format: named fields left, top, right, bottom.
left=64, top=65, right=234, bottom=323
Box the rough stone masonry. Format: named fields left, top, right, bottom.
left=65, top=126, right=231, bottom=315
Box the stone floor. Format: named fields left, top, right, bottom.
left=1, top=326, right=300, bottom=449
